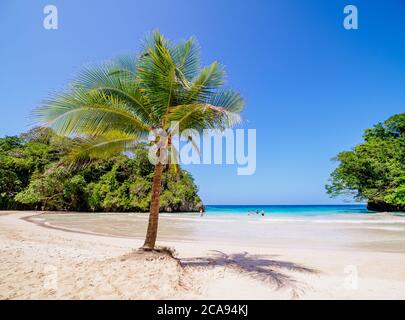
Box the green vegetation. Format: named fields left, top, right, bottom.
left=0, top=128, right=203, bottom=212
left=326, top=113, right=405, bottom=212
left=34, top=31, right=244, bottom=249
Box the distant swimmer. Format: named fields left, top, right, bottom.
left=248, top=210, right=250, bottom=216
left=261, top=210, right=265, bottom=216
left=256, top=210, right=259, bottom=215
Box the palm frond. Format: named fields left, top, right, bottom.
left=204, top=89, right=244, bottom=113
left=171, top=37, right=200, bottom=81
left=166, top=102, right=241, bottom=132
left=109, top=54, right=138, bottom=78
left=194, top=61, right=225, bottom=89
left=65, top=130, right=143, bottom=166
left=72, top=63, right=154, bottom=125
left=35, top=89, right=151, bottom=137
left=137, top=31, right=184, bottom=119
left=177, top=62, right=226, bottom=105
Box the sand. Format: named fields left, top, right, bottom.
left=1, top=211, right=405, bottom=299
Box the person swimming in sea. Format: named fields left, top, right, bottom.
left=261, top=210, right=265, bottom=216
left=256, top=209, right=259, bottom=215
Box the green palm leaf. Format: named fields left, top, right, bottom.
left=65, top=131, right=144, bottom=166
left=36, top=89, right=151, bottom=137
left=170, top=37, right=200, bottom=81
left=73, top=63, right=154, bottom=125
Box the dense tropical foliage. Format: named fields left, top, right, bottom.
left=34, top=31, right=244, bottom=249
left=326, top=113, right=405, bottom=212
left=0, top=128, right=203, bottom=212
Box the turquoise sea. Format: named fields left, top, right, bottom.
left=204, top=204, right=369, bottom=216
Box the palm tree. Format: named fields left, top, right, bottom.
left=35, top=31, right=244, bottom=250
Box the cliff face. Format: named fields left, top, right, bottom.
left=367, top=201, right=405, bottom=212
left=160, top=202, right=205, bottom=213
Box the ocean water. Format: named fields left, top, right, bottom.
left=204, top=204, right=369, bottom=216
left=35, top=204, right=405, bottom=253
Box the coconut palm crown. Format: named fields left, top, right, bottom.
left=35, top=31, right=244, bottom=250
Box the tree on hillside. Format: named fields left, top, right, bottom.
left=326, top=113, right=405, bottom=212
left=5, top=132, right=203, bottom=213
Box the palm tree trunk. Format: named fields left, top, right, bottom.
left=142, top=162, right=163, bottom=250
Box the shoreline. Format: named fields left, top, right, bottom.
left=1, top=211, right=405, bottom=299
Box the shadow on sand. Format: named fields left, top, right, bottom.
left=180, top=251, right=319, bottom=298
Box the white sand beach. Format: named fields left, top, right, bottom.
left=1, top=211, right=405, bottom=300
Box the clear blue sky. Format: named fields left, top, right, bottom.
left=1, top=0, right=404, bottom=204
